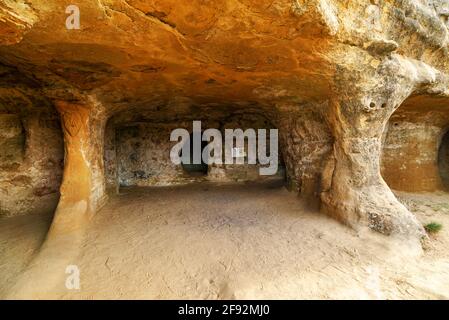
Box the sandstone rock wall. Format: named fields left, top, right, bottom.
left=2, top=0, right=449, bottom=239
left=0, top=112, right=63, bottom=217
left=382, top=95, right=449, bottom=192
left=382, top=120, right=443, bottom=192
left=0, top=64, right=64, bottom=218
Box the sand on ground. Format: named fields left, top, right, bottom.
left=1, top=181, right=449, bottom=299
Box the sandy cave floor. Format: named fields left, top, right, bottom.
left=1, top=181, right=449, bottom=299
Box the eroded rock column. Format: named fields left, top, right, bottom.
left=321, top=97, right=424, bottom=238
left=48, top=100, right=107, bottom=236
left=6, top=99, right=108, bottom=298
left=320, top=57, right=428, bottom=239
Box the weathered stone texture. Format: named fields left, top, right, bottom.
left=0, top=107, right=63, bottom=217
left=382, top=95, right=449, bottom=192
left=2, top=0, right=449, bottom=240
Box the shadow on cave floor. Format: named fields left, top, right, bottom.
left=0, top=211, right=53, bottom=296
left=119, top=178, right=288, bottom=194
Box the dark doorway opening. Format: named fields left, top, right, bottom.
left=438, top=130, right=449, bottom=189
left=181, top=132, right=208, bottom=176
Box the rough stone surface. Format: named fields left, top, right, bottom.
left=2, top=0, right=449, bottom=242
left=0, top=80, right=64, bottom=217
left=381, top=95, right=449, bottom=192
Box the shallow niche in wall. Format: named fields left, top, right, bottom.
left=0, top=113, right=25, bottom=168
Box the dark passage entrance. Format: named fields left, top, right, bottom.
left=181, top=132, right=208, bottom=176
left=439, top=130, right=449, bottom=189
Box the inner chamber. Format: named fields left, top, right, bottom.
left=104, top=105, right=287, bottom=192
